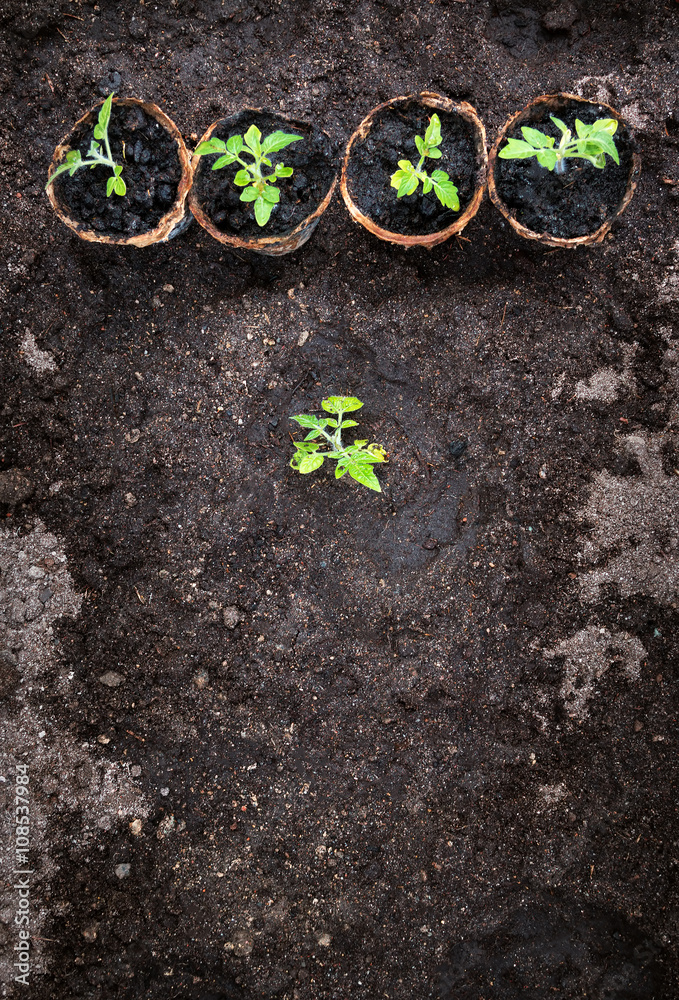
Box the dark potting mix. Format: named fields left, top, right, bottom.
left=191, top=111, right=337, bottom=238
left=495, top=100, right=635, bottom=239
left=345, top=100, right=479, bottom=236
left=52, top=103, right=182, bottom=236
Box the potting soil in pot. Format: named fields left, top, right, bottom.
left=53, top=103, right=182, bottom=236
left=192, top=111, right=337, bottom=238
left=345, top=101, right=478, bottom=236
left=495, top=101, right=634, bottom=239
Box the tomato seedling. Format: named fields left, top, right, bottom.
left=390, top=113, right=460, bottom=211
left=290, top=396, right=388, bottom=492
left=46, top=93, right=126, bottom=197
left=195, top=124, right=302, bottom=226
left=498, top=116, right=620, bottom=175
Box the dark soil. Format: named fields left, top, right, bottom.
left=345, top=100, right=478, bottom=235
left=192, top=111, right=337, bottom=238
left=1, top=1, right=678, bottom=999
left=495, top=99, right=635, bottom=238
left=53, top=102, right=182, bottom=236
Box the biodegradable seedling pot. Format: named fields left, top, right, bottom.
left=340, top=92, right=487, bottom=248
left=189, top=110, right=338, bottom=256
left=488, top=93, right=641, bottom=248
left=47, top=97, right=193, bottom=247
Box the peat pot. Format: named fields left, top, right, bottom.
left=340, top=92, right=487, bottom=248
left=189, top=110, right=338, bottom=256
left=46, top=97, right=193, bottom=246
left=488, top=92, right=641, bottom=248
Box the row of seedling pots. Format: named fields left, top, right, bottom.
left=46, top=91, right=641, bottom=254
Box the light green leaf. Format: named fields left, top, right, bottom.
left=430, top=171, right=459, bottom=211
left=93, top=123, right=104, bottom=141
left=298, top=453, right=324, bottom=474
left=275, top=165, right=293, bottom=178
left=422, top=175, right=433, bottom=194
left=226, top=134, right=244, bottom=155
left=536, top=148, right=558, bottom=170
left=239, top=186, right=259, bottom=202
left=195, top=138, right=227, bottom=155
left=348, top=463, right=381, bottom=491
left=87, top=140, right=100, bottom=157
left=426, top=147, right=442, bottom=159
left=212, top=153, right=237, bottom=170
left=291, top=414, right=322, bottom=428
left=424, top=113, right=441, bottom=148
left=254, top=196, right=272, bottom=226
left=322, top=396, right=363, bottom=414
left=399, top=174, right=419, bottom=197
left=106, top=175, right=116, bottom=197
left=498, top=137, right=538, bottom=159
left=234, top=168, right=252, bottom=186
left=590, top=117, right=618, bottom=135
left=114, top=176, right=126, bottom=195
left=342, top=419, right=358, bottom=427
left=262, top=184, right=280, bottom=204
left=521, top=126, right=552, bottom=149
left=335, top=464, right=349, bottom=478
left=415, top=134, right=425, bottom=156
left=261, top=130, right=302, bottom=154
left=574, top=118, right=589, bottom=139
left=98, top=93, right=113, bottom=133
left=244, top=124, right=262, bottom=154
left=549, top=116, right=569, bottom=135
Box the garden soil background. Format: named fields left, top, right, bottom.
left=0, top=1, right=678, bottom=997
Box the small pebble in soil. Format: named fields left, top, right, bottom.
left=99, top=671, right=124, bottom=688
left=114, top=863, right=131, bottom=879
left=129, top=819, right=143, bottom=836
left=634, top=720, right=644, bottom=732
left=449, top=439, right=468, bottom=459
left=193, top=669, right=209, bottom=689
left=82, top=924, right=99, bottom=942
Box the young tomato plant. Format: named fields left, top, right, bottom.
left=195, top=124, right=302, bottom=226
left=390, top=113, right=460, bottom=211
left=498, top=116, right=619, bottom=175
left=46, top=93, right=126, bottom=197
left=290, top=396, right=388, bottom=493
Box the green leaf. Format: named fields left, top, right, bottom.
left=262, top=184, right=280, bottom=204
left=275, top=164, right=293, bottom=178
left=298, top=453, right=324, bottom=474
left=322, top=396, right=363, bottom=414
left=239, top=186, right=259, bottom=202
left=234, top=168, right=252, bottom=186
left=498, top=137, right=538, bottom=159
left=415, top=134, right=425, bottom=156
left=430, top=171, right=459, bottom=211
left=342, top=419, right=358, bottom=428
left=421, top=176, right=433, bottom=194
left=114, top=164, right=123, bottom=175
left=335, top=464, right=349, bottom=479
left=347, top=463, right=381, bottom=492
left=574, top=118, right=589, bottom=139
left=114, top=176, right=126, bottom=195
left=590, top=132, right=619, bottom=164
left=426, top=147, right=442, bottom=159
left=243, top=124, right=262, bottom=155
left=195, top=138, right=227, bottom=155
left=45, top=161, right=72, bottom=186
left=549, top=115, right=569, bottom=135
left=254, top=196, right=272, bottom=226
left=212, top=154, right=236, bottom=170
left=226, top=134, right=244, bottom=155
left=106, top=175, right=116, bottom=197
left=98, top=93, right=113, bottom=134
left=87, top=140, right=101, bottom=158
left=536, top=148, right=558, bottom=171
left=521, top=126, right=553, bottom=149
left=261, top=130, right=302, bottom=154
left=291, top=414, right=322, bottom=428
left=424, top=113, right=441, bottom=148
left=590, top=117, right=618, bottom=135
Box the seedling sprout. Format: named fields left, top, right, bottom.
left=46, top=93, right=126, bottom=197
left=390, top=113, right=460, bottom=211
left=498, top=116, right=619, bottom=174
left=290, top=396, right=388, bottom=492
left=195, top=124, right=302, bottom=226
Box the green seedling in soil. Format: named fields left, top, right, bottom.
left=290, top=396, right=388, bottom=493
left=195, top=124, right=302, bottom=226
left=498, top=116, right=619, bottom=175
left=390, top=113, right=460, bottom=211
left=46, top=93, right=126, bottom=197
